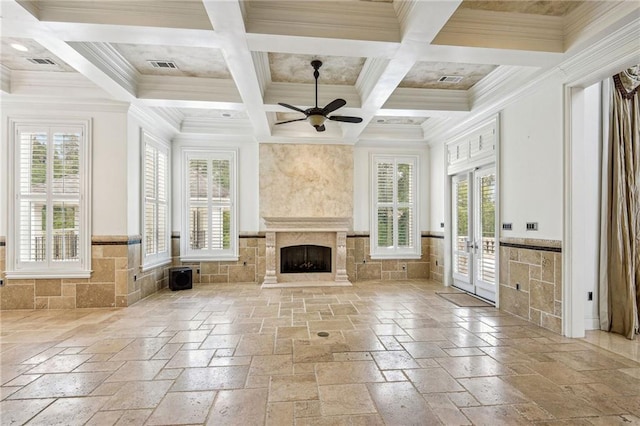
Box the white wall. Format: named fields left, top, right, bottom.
left=171, top=136, right=260, bottom=234
left=428, top=143, right=445, bottom=232
left=0, top=100, right=130, bottom=237
left=353, top=143, right=429, bottom=233
left=500, top=74, right=564, bottom=240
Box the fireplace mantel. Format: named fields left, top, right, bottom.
left=262, top=217, right=351, bottom=232
left=261, top=217, right=352, bottom=288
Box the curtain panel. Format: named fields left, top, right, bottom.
left=600, top=66, right=640, bottom=339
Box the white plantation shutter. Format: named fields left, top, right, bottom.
left=371, top=155, right=420, bottom=258
left=10, top=121, right=91, bottom=278
left=453, top=177, right=470, bottom=277
left=183, top=150, right=237, bottom=261
left=478, top=172, right=496, bottom=283
left=142, top=132, right=170, bottom=268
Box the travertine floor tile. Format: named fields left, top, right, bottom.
left=368, top=381, right=441, bottom=424
left=318, top=384, right=377, bottom=416
left=103, top=380, right=172, bottom=410
left=206, top=388, right=268, bottom=425
left=269, top=374, right=318, bottom=402
left=171, top=366, right=249, bottom=391
left=315, top=361, right=385, bottom=385
left=146, top=391, right=216, bottom=425
left=26, top=395, right=108, bottom=425
left=2, top=279, right=639, bottom=425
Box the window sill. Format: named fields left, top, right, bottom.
left=370, top=253, right=422, bottom=260
left=4, top=270, right=92, bottom=279
left=180, top=255, right=239, bottom=263
left=141, top=258, right=172, bottom=272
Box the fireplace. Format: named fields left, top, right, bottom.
left=281, top=245, right=331, bottom=274
left=261, top=217, right=352, bottom=288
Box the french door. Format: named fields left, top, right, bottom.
left=452, top=166, right=496, bottom=302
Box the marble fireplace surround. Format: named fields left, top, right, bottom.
left=261, top=217, right=352, bottom=288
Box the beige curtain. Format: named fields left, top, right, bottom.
left=600, top=67, right=640, bottom=339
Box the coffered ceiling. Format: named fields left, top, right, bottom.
left=1, top=0, right=639, bottom=144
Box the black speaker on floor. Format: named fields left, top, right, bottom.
left=169, top=267, right=192, bottom=291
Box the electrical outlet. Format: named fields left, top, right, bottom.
left=516, top=283, right=520, bottom=290
left=440, top=222, right=444, bottom=228
left=588, top=291, right=593, bottom=301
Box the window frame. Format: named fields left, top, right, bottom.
left=6, top=118, right=92, bottom=279
left=141, top=129, right=171, bottom=271
left=370, top=154, right=421, bottom=260
left=180, top=148, right=238, bottom=262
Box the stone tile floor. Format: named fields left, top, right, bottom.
left=1, top=279, right=639, bottom=425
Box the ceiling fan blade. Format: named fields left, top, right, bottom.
left=275, top=118, right=307, bottom=125
left=322, top=98, right=346, bottom=115
left=278, top=102, right=307, bottom=115
left=328, top=115, right=363, bottom=123
left=315, top=124, right=326, bottom=132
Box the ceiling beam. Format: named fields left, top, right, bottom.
left=202, top=0, right=271, bottom=139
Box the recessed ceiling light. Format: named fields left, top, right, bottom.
left=10, top=43, right=28, bottom=52
left=222, top=113, right=231, bottom=118
left=377, top=119, right=385, bottom=123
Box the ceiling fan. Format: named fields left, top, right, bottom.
left=275, top=60, right=363, bottom=132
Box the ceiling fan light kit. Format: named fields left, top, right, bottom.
left=276, top=60, right=363, bottom=132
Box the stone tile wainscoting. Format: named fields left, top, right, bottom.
left=0, top=236, right=170, bottom=310
left=171, top=234, right=267, bottom=285
left=426, top=232, right=444, bottom=283
left=346, top=235, right=430, bottom=282
left=499, top=238, right=562, bottom=334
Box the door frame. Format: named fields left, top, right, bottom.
left=444, top=115, right=500, bottom=308
left=451, top=165, right=498, bottom=302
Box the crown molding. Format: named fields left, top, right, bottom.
left=128, top=104, right=178, bottom=141
left=264, top=82, right=361, bottom=109
left=146, top=107, right=183, bottom=133
left=1, top=96, right=130, bottom=113
left=433, top=9, right=564, bottom=53
left=1, top=65, right=11, bottom=94
left=138, top=75, right=242, bottom=104
left=384, top=87, right=469, bottom=112
left=243, top=1, right=400, bottom=43
left=69, top=41, right=138, bottom=96
left=469, top=65, right=539, bottom=109
left=360, top=123, right=424, bottom=141
left=564, top=0, right=640, bottom=52
left=559, top=18, right=640, bottom=88
left=8, top=70, right=111, bottom=98
left=181, top=117, right=254, bottom=136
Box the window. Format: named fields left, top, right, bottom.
left=142, top=131, right=170, bottom=269
left=370, top=155, right=420, bottom=259
left=181, top=149, right=237, bottom=261
left=8, top=119, right=91, bottom=278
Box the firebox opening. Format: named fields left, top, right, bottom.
left=281, top=245, right=331, bottom=274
